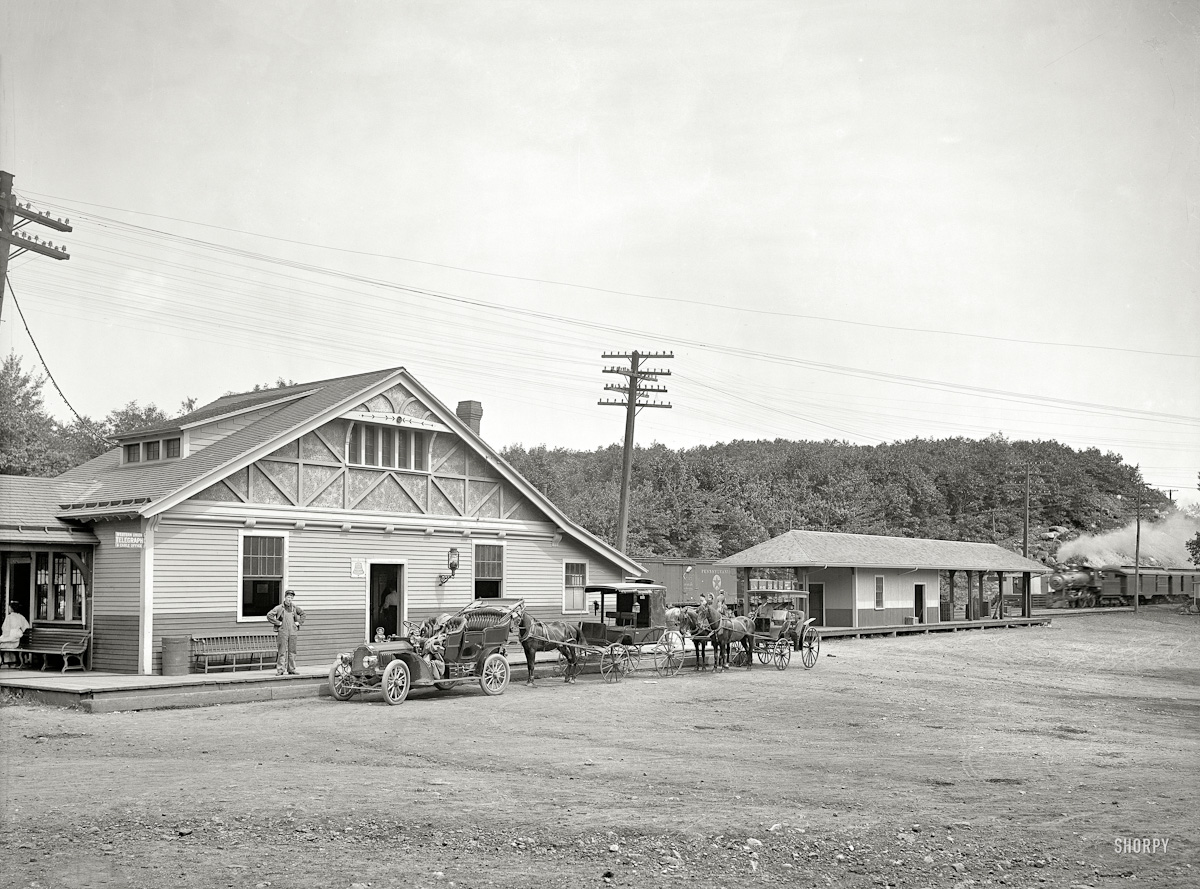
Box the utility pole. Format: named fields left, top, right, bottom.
left=599, top=350, right=673, bottom=553
left=0, top=170, right=73, bottom=323
left=1023, top=464, right=1031, bottom=559
left=1133, top=482, right=1142, bottom=615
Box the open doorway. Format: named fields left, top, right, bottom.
left=6, top=559, right=31, bottom=621
left=914, top=583, right=926, bottom=624
left=369, top=563, right=403, bottom=639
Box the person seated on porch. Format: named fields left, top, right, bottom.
left=0, top=604, right=31, bottom=667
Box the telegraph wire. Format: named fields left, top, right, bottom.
left=22, top=190, right=1200, bottom=361
left=4, top=273, right=107, bottom=442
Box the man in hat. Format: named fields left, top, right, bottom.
left=266, top=589, right=306, bottom=675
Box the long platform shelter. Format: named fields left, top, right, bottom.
left=716, top=529, right=1050, bottom=629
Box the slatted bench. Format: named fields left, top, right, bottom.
left=191, top=634, right=278, bottom=673
left=18, top=628, right=91, bottom=672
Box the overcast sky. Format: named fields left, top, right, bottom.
left=1, top=1, right=1197, bottom=503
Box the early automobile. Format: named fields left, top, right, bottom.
left=327, top=598, right=523, bottom=705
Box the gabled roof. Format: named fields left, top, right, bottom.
left=118, top=382, right=321, bottom=440
left=717, top=529, right=1049, bottom=573
left=0, top=476, right=98, bottom=544
left=49, top=366, right=642, bottom=576
left=56, top=368, right=397, bottom=509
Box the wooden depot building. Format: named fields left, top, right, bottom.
left=717, top=529, right=1050, bottom=627
left=0, top=367, right=642, bottom=674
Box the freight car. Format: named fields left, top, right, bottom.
left=1044, top=566, right=1199, bottom=608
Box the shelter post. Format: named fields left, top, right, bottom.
left=947, top=569, right=956, bottom=621
left=1022, top=571, right=1032, bottom=618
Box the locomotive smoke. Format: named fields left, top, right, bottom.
left=1056, top=512, right=1200, bottom=568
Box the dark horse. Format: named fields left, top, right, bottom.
left=673, top=606, right=714, bottom=671
left=516, top=609, right=584, bottom=685
left=706, top=606, right=755, bottom=671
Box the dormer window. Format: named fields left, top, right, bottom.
left=122, top=436, right=185, bottom=465
left=347, top=422, right=428, bottom=471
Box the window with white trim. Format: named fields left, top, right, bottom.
left=347, top=422, right=429, bottom=472
left=474, top=544, right=503, bottom=599
left=874, top=575, right=885, bottom=610
left=564, top=561, right=587, bottom=612
left=240, top=533, right=287, bottom=618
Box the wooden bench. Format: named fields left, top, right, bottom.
left=191, top=634, right=278, bottom=673
left=17, top=628, right=90, bottom=672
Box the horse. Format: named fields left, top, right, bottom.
left=706, top=606, right=754, bottom=671
left=675, top=606, right=714, bottom=671
left=515, top=609, right=584, bottom=685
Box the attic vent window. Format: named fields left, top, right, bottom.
left=122, top=436, right=185, bottom=465
left=347, top=422, right=428, bottom=472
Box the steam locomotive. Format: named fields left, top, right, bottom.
left=1044, top=566, right=1198, bottom=608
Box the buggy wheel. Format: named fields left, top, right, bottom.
left=328, top=661, right=355, bottom=701
left=552, top=652, right=569, bottom=678
left=772, top=639, right=791, bottom=671
left=382, top=659, right=411, bottom=705
left=730, top=646, right=749, bottom=668
left=479, top=654, right=510, bottom=696
left=600, top=645, right=624, bottom=683
left=653, top=632, right=684, bottom=677
left=621, top=645, right=640, bottom=675
left=800, top=626, right=820, bottom=668
left=756, top=643, right=771, bottom=665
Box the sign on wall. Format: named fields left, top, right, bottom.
left=350, top=558, right=367, bottom=578
left=114, top=532, right=144, bottom=549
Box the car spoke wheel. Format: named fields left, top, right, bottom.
left=382, top=659, right=410, bottom=705
left=772, top=640, right=791, bottom=671
left=480, top=653, right=510, bottom=696
left=433, top=680, right=456, bottom=691
left=800, top=626, right=820, bottom=668
left=328, top=661, right=355, bottom=701
left=600, top=645, right=624, bottom=683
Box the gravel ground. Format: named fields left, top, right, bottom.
left=1, top=607, right=1196, bottom=889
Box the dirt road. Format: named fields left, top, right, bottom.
left=2, top=608, right=1196, bottom=888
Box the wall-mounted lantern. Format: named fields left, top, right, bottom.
left=437, top=547, right=460, bottom=586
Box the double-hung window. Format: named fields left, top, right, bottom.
left=874, top=575, right=885, bottom=610
left=564, top=562, right=587, bottom=613
left=240, top=533, right=287, bottom=619
left=474, top=544, right=504, bottom=599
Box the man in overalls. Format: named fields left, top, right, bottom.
left=266, top=589, right=306, bottom=675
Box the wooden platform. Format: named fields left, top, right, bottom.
left=816, top=616, right=1050, bottom=640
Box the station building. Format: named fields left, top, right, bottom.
left=717, top=529, right=1050, bottom=627
left=0, top=367, right=642, bottom=674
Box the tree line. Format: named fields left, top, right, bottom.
left=4, top=352, right=1189, bottom=566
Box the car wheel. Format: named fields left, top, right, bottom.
left=382, top=659, right=411, bottom=705
left=479, top=653, right=510, bottom=696
left=328, top=662, right=355, bottom=701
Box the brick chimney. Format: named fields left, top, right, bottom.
left=456, top=400, right=483, bottom=435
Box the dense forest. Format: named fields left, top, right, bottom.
left=501, top=437, right=1180, bottom=565
left=4, top=353, right=1189, bottom=566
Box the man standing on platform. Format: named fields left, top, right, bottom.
left=267, top=589, right=306, bottom=675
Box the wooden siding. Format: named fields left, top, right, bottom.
left=187, top=409, right=278, bottom=453
left=91, top=521, right=143, bottom=617
left=825, top=608, right=853, bottom=627
left=92, top=613, right=139, bottom=672
left=154, top=522, right=238, bottom=614
left=152, top=609, right=363, bottom=673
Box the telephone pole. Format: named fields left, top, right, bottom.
left=0, top=170, right=73, bottom=323
left=1133, top=481, right=1142, bottom=615
left=599, top=350, right=673, bottom=553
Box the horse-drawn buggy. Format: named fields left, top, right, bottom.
left=328, top=598, right=523, bottom=705
left=731, top=592, right=819, bottom=670
left=519, top=581, right=685, bottom=684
